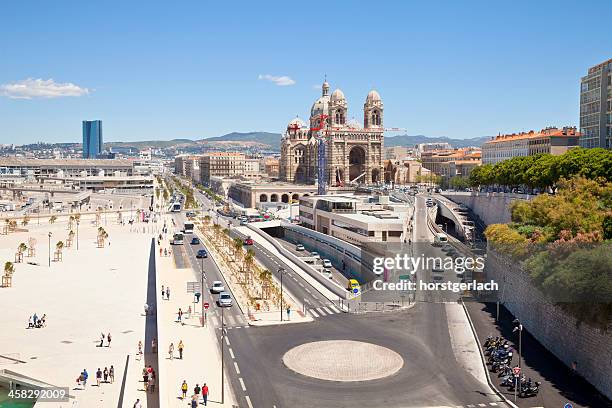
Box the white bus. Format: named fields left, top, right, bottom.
left=170, top=202, right=181, bottom=212
left=172, top=233, right=184, bottom=245
left=183, top=222, right=194, bottom=234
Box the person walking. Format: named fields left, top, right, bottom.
left=286, top=306, right=291, bottom=321
left=201, top=383, right=209, bottom=406
left=148, top=373, right=155, bottom=394
left=194, top=383, right=201, bottom=397
left=103, top=367, right=109, bottom=383
left=100, top=332, right=105, bottom=347
left=81, top=369, right=88, bottom=387
left=96, top=368, right=102, bottom=386
left=152, top=337, right=157, bottom=353
left=144, top=303, right=149, bottom=315
left=109, top=365, right=115, bottom=384
left=107, top=332, right=112, bottom=347
left=191, top=393, right=198, bottom=408
left=177, top=308, right=183, bottom=324
left=168, top=342, right=174, bottom=360
left=166, top=286, right=170, bottom=300
left=180, top=380, right=188, bottom=399
left=161, top=285, right=165, bottom=299
left=138, top=341, right=143, bottom=360
left=178, top=340, right=184, bottom=359
left=142, top=367, right=149, bottom=391
left=133, top=398, right=142, bottom=408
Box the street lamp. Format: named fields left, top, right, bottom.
left=200, top=256, right=206, bottom=327
left=278, top=267, right=286, bottom=321
left=76, top=218, right=80, bottom=250
left=513, top=319, right=523, bottom=368
left=220, top=305, right=225, bottom=404
left=48, top=232, right=52, bottom=267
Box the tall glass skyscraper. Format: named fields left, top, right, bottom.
left=82, top=120, right=103, bottom=158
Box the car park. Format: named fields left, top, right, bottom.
left=210, top=281, right=224, bottom=293
left=217, top=292, right=233, bottom=307
left=295, top=244, right=305, bottom=251
left=190, top=237, right=200, bottom=245
left=196, top=249, right=208, bottom=258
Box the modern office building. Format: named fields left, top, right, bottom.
left=481, top=127, right=579, bottom=165
left=82, top=120, right=103, bottom=158
left=579, top=58, right=612, bottom=149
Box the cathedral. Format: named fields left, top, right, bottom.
left=279, top=80, right=384, bottom=187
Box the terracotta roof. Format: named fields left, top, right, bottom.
left=484, top=127, right=580, bottom=145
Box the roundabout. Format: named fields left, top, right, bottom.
left=282, top=340, right=404, bottom=382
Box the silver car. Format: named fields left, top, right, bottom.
left=210, top=281, right=224, bottom=294
left=217, top=292, right=233, bottom=307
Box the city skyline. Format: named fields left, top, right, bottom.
left=1, top=1, right=611, bottom=145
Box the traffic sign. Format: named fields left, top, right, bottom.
left=564, top=403, right=573, bottom=408
left=513, top=366, right=521, bottom=376
left=203, top=302, right=210, bottom=310
left=353, top=288, right=359, bottom=294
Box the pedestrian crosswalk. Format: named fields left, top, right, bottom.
left=454, top=402, right=503, bottom=408
left=307, top=304, right=343, bottom=319
left=209, top=312, right=248, bottom=329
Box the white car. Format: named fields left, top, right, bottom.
left=217, top=292, right=233, bottom=307
left=310, top=252, right=321, bottom=260
left=210, top=281, right=224, bottom=294
left=322, top=259, right=332, bottom=268
left=322, top=269, right=333, bottom=279
left=295, top=244, right=305, bottom=251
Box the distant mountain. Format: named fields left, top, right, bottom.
left=384, top=134, right=491, bottom=148
left=107, top=139, right=195, bottom=149
left=200, top=132, right=281, bottom=147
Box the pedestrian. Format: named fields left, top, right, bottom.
left=103, top=367, right=109, bottom=383
left=178, top=340, right=184, bottom=359
left=194, top=383, right=201, bottom=396
left=96, top=368, right=102, bottom=386
left=177, top=308, right=183, bottom=323
left=148, top=373, right=155, bottom=393
left=142, top=367, right=149, bottom=391
left=286, top=306, right=291, bottom=321
left=82, top=369, right=88, bottom=387
left=107, top=332, right=112, bottom=347
left=138, top=341, right=143, bottom=359
left=161, top=285, right=165, bottom=299
left=181, top=380, right=188, bottom=399
left=202, top=383, right=209, bottom=406
left=133, top=398, right=142, bottom=408
left=144, top=303, right=149, bottom=315
left=100, top=332, right=105, bottom=347
left=191, top=394, right=198, bottom=408
left=152, top=337, right=157, bottom=353
left=168, top=342, right=174, bottom=360
left=28, top=315, right=34, bottom=328
left=159, top=247, right=162, bottom=256
left=109, top=365, right=115, bottom=384
left=166, top=286, right=170, bottom=300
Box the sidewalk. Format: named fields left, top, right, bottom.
left=156, top=237, right=237, bottom=408
left=464, top=301, right=611, bottom=408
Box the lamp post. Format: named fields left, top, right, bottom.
left=279, top=267, right=286, bottom=321
left=513, top=319, right=523, bottom=368
left=76, top=218, right=80, bottom=250
left=200, top=256, right=206, bottom=327
left=220, top=306, right=225, bottom=404
left=48, top=232, right=52, bottom=267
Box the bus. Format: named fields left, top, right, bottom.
left=183, top=222, right=194, bottom=234
left=172, top=233, right=184, bottom=245
left=434, top=233, right=448, bottom=244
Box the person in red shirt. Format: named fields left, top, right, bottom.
left=201, top=383, right=209, bottom=406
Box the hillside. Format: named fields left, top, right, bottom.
left=384, top=134, right=490, bottom=148
left=200, top=132, right=281, bottom=147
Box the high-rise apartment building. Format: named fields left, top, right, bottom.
left=82, top=120, right=103, bottom=158
left=579, top=58, right=612, bottom=149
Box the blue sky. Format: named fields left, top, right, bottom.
left=1, top=0, right=611, bottom=144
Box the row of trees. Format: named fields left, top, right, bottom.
left=469, top=148, right=612, bottom=190
left=485, top=176, right=612, bottom=328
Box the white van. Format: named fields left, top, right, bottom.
left=434, top=233, right=448, bottom=244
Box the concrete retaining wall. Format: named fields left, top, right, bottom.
left=486, top=249, right=612, bottom=399
left=442, top=192, right=532, bottom=225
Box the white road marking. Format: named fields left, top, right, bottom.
left=234, top=362, right=241, bottom=374
left=229, top=347, right=235, bottom=359
left=224, top=336, right=230, bottom=346
left=316, top=307, right=327, bottom=316
left=305, top=288, right=311, bottom=294
left=308, top=309, right=320, bottom=318
left=478, top=404, right=486, bottom=407
left=488, top=404, right=498, bottom=406
left=211, top=316, right=219, bottom=327
left=245, top=396, right=254, bottom=408
left=328, top=305, right=341, bottom=313
left=239, top=377, right=246, bottom=391
left=226, top=314, right=236, bottom=326
left=321, top=306, right=333, bottom=314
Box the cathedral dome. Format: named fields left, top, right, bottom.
left=310, top=95, right=330, bottom=117
left=287, top=117, right=306, bottom=129
left=331, top=89, right=345, bottom=102
left=366, top=89, right=381, bottom=102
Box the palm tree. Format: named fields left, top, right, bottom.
left=259, top=269, right=272, bottom=299
left=203, top=215, right=211, bottom=225
left=49, top=215, right=57, bottom=224
left=9, top=220, right=17, bottom=232
left=212, top=224, right=221, bottom=241
left=68, top=215, right=75, bottom=230
left=243, top=249, right=255, bottom=284
left=18, top=242, right=27, bottom=254
left=22, top=215, right=30, bottom=226
left=56, top=241, right=64, bottom=252
left=232, top=237, right=243, bottom=258
left=4, top=261, right=14, bottom=276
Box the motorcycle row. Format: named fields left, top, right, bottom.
left=483, top=336, right=541, bottom=398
